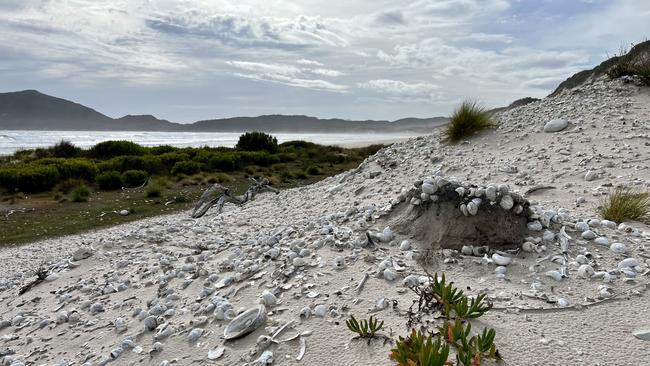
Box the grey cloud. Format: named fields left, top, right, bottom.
left=373, top=10, right=406, bottom=25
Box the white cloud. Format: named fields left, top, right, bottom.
left=227, top=60, right=347, bottom=92
left=358, top=79, right=441, bottom=102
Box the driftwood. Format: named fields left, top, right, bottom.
left=18, top=265, right=49, bottom=296
left=191, top=177, right=279, bottom=218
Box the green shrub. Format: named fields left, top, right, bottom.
left=607, top=45, right=650, bottom=85
left=149, top=145, right=178, bottom=155
left=306, top=165, right=321, bottom=175
left=443, top=101, right=495, bottom=143
left=50, top=140, right=81, bottom=158
left=598, top=187, right=650, bottom=224
left=237, top=151, right=280, bottom=167
left=54, top=178, right=86, bottom=193
left=236, top=131, right=278, bottom=153
left=209, top=153, right=238, bottom=171
left=96, top=171, right=123, bottom=190
left=0, top=165, right=61, bottom=193
left=35, top=158, right=98, bottom=182
left=390, top=329, right=450, bottom=366
left=89, top=140, right=145, bottom=158
left=121, top=170, right=148, bottom=187
left=159, top=152, right=191, bottom=168
left=70, top=185, right=90, bottom=202
left=277, top=152, right=297, bottom=162
left=192, top=150, right=215, bottom=164
left=280, top=140, right=316, bottom=149
left=145, top=184, right=163, bottom=198
left=171, top=161, right=201, bottom=176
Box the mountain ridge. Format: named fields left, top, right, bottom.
left=0, top=90, right=447, bottom=133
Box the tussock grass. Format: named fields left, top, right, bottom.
left=443, top=101, right=495, bottom=143
left=598, top=187, right=650, bottom=224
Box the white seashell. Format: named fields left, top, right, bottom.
left=494, top=266, right=507, bottom=276
left=460, top=204, right=468, bottom=216
left=455, top=187, right=466, bottom=196
left=259, top=290, right=277, bottom=307
left=527, top=221, right=543, bottom=231
left=575, top=222, right=589, bottom=232
left=580, top=230, right=596, bottom=240
left=545, top=270, right=563, bottom=281
left=188, top=328, right=204, bottom=343
left=609, top=242, right=627, bottom=254
left=461, top=246, right=474, bottom=256
left=114, top=317, right=127, bottom=333
left=253, top=350, right=274, bottom=365
left=513, top=205, right=523, bottom=214
left=485, top=185, right=497, bottom=201
left=313, top=304, right=327, bottom=318
left=72, top=247, right=93, bottom=261
left=467, top=201, right=478, bottom=216
left=373, top=297, right=389, bottom=312
left=421, top=182, right=437, bottom=195
left=223, top=305, right=267, bottom=340
left=207, top=346, right=225, bottom=360
left=381, top=227, right=394, bottom=242
left=491, top=253, right=513, bottom=266
left=557, top=298, right=569, bottom=307
left=332, top=256, right=346, bottom=270
left=402, top=275, right=419, bottom=287
left=383, top=268, right=397, bottom=281
left=577, top=264, right=595, bottom=279
left=575, top=254, right=588, bottom=264
left=521, top=242, right=536, bottom=252
left=399, top=240, right=411, bottom=251
left=542, top=230, right=555, bottom=241
left=299, top=306, right=311, bottom=320
left=618, top=258, right=639, bottom=269
left=593, top=237, right=608, bottom=246
left=499, top=195, right=514, bottom=210
left=601, top=220, right=617, bottom=229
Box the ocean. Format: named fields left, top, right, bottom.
left=0, top=130, right=419, bottom=156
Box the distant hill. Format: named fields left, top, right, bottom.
left=0, top=90, right=448, bottom=133
left=550, top=40, right=650, bottom=96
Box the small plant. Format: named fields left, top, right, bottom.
left=441, top=320, right=501, bottom=366
left=598, top=187, right=650, bottom=224
left=443, top=101, right=495, bottom=143
left=121, top=170, right=148, bottom=188
left=346, top=315, right=384, bottom=338
left=70, top=185, right=90, bottom=202
left=145, top=184, right=163, bottom=198
left=452, top=293, right=492, bottom=320
left=306, top=165, right=321, bottom=175
left=390, top=329, right=450, bottom=366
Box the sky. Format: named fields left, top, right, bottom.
left=0, top=0, right=648, bottom=123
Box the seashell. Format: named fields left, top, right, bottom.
left=215, top=275, right=237, bottom=289
left=455, top=187, right=466, bottom=196
left=485, top=185, right=497, bottom=201
left=577, top=264, right=594, bottom=279
left=399, top=240, right=411, bottom=251
left=332, top=256, right=346, bottom=270
left=252, top=350, right=274, bottom=366
left=299, top=306, right=311, bottom=320
left=461, top=245, right=473, bottom=256
left=259, top=290, right=277, bottom=307
left=545, top=270, right=563, bottom=281
left=313, top=304, right=327, bottom=318
left=373, top=297, right=389, bottom=312
left=224, top=305, right=267, bottom=340
left=402, top=275, right=419, bottom=287
left=610, top=242, right=627, bottom=254
left=381, top=227, right=394, bottom=242
left=499, top=195, right=514, bottom=210
left=467, top=201, right=478, bottom=216
left=491, top=253, right=513, bottom=266
left=207, top=346, right=225, bottom=360
left=494, top=266, right=507, bottom=276
left=601, top=220, right=617, bottom=229
left=513, top=205, right=523, bottom=214
left=618, top=258, right=639, bottom=269
left=114, top=317, right=127, bottom=333
left=575, top=222, right=589, bottom=232
left=460, top=204, right=468, bottom=216
left=421, top=182, right=437, bottom=195
left=383, top=268, right=397, bottom=281
left=542, top=230, right=555, bottom=241
left=527, top=221, right=543, bottom=231
left=472, top=245, right=489, bottom=256
left=521, top=241, right=536, bottom=253
left=580, top=230, right=596, bottom=240
left=188, top=328, right=204, bottom=343
left=593, top=237, right=608, bottom=246
left=557, top=298, right=569, bottom=307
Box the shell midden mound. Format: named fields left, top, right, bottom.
left=385, top=175, right=532, bottom=250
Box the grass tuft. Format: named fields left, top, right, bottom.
left=443, top=101, right=495, bottom=143
left=598, top=187, right=650, bottom=224
left=70, top=185, right=90, bottom=203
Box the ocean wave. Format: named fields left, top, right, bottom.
left=0, top=134, right=16, bottom=141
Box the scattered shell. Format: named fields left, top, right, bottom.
left=577, top=264, right=594, bottom=279
left=313, top=304, right=327, bottom=318
left=188, top=328, right=204, bottom=343
left=253, top=350, right=274, bottom=366
left=223, top=305, right=267, bottom=340
left=383, top=268, right=397, bottom=281
left=492, top=253, right=513, bottom=266
left=207, top=346, right=225, bottom=360
left=259, top=290, right=278, bottom=307
left=618, top=258, right=639, bottom=269
left=545, top=270, right=563, bottom=281
left=610, top=243, right=627, bottom=254
left=499, top=195, right=514, bottom=210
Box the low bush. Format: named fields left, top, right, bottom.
left=145, top=184, right=163, bottom=198
left=35, top=158, right=98, bottom=182
left=159, top=152, right=191, bottom=169
left=209, top=153, right=238, bottom=171
left=54, top=178, right=86, bottom=194
left=96, top=171, right=123, bottom=190
left=171, top=161, right=201, bottom=176
left=149, top=145, right=178, bottom=155
left=236, top=131, right=278, bottom=153
left=443, top=101, right=495, bottom=143
left=88, top=140, right=145, bottom=158
left=0, top=165, right=60, bottom=193
left=121, top=170, right=148, bottom=187
left=607, top=44, right=650, bottom=85
left=306, top=165, right=321, bottom=175
left=598, top=187, right=650, bottom=224
left=50, top=140, right=81, bottom=158
left=70, top=185, right=90, bottom=202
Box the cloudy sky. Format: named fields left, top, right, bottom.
left=0, top=0, right=648, bottom=123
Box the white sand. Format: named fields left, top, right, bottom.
left=1, top=78, right=649, bottom=366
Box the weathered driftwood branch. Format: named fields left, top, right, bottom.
left=18, top=265, right=49, bottom=296
left=191, top=177, right=279, bottom=218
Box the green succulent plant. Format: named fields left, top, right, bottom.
left=346, top=315, right=384, bottom=338
left=389, top=328, right=450, bottom=366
